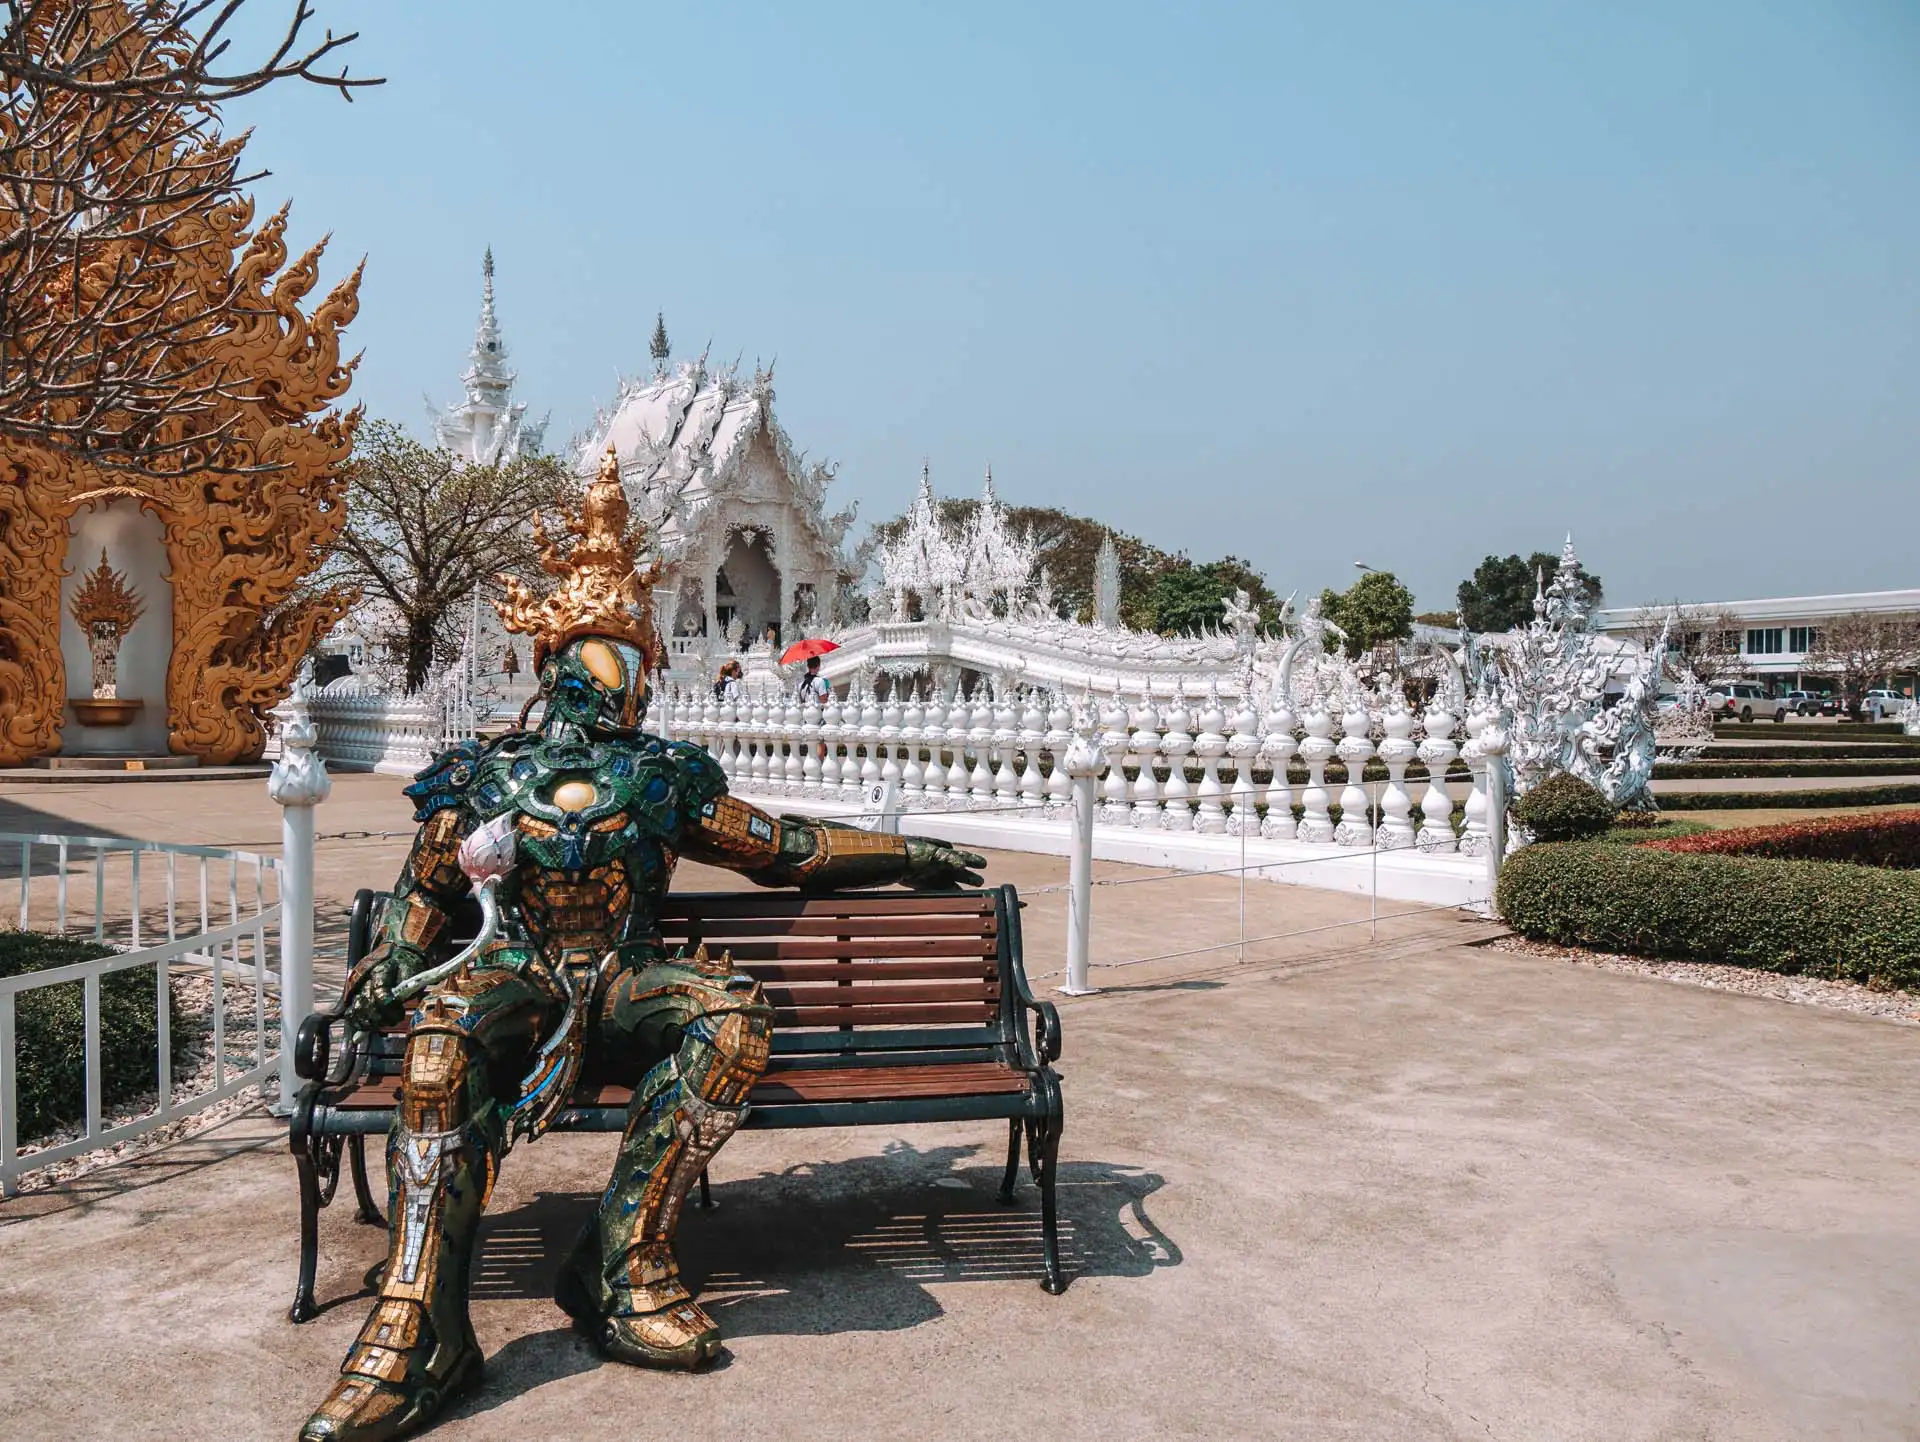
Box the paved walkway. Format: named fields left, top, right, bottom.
left=3, top=774, right=1918, bottom=1438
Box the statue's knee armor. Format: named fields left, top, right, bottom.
left=399, top=1016, right=479, bottom=1135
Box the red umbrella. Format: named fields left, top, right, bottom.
left=780, top=637, right=840, bottom=666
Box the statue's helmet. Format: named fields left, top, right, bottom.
left=492, top=444, right=665, bottom=737
left=540, top=636, right=650, bottom=736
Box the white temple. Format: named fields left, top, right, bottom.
left=573, top=351, right=858, bottom=649
left=428, top=249, right=547, bottom=465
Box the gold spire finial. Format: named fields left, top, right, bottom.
left=494, top=445, right=662, bottom=671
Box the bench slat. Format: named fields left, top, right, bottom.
left=696, top=937, right=997, bottom=962
left=727, top=960, right=998, bottom=983
left=658, top=915, right=995, bottom=939
left=773, top=1003, right=996, bottom=1027
left=657, top=894, right=993, bottom=918
left=761, top=980, right=998, bottom=1008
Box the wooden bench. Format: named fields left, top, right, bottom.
left=287, top=882, right=1065, bottom=1320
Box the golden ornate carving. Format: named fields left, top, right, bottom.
left=494, top=446, right=662, bottom=671
left=0, top=186, right=361, bottom=763
left=69, top=549, right=147, bottom=638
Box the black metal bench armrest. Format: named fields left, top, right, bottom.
left=998, top=884, right=1062, bottom=1068
left=294, top=1009, right=365, bottom=1088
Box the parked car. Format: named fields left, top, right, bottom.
left=1862, top=689, right=1909, bottom=721
left=1783, top=689, right=1839, bottom=717
left=1709, top=681, right=1785, bottom=724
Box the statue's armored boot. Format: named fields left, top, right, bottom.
left=555, top=1002, right=771, bottom=1369
left=302, top=1029, right=498, bottom=1442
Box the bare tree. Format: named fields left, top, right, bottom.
left=1627, top=602, right=1744, bottom=685
left=318, top=421, right=582, bottom=693
left=1803, top=612, right=1920, bottom=719
left=0, top=1, right=379, bottom=467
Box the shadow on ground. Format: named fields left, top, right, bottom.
left=424, top=1141, right=1176, bottom=1423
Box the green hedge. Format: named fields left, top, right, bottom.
left=1657, top=783, right=1920, bottom=811
left=1714, top=722, right=1906, bottom=740
left=1648, top=810, right=1920, bottom=869
left=1594, top=819, right=1710, bottom=844
left=1496, top=843, right=1920, bottom=990
left=1686, top=743, right=1920, bottom=762
left=0, top=931, right=193, bottom=1142
left=1653, top=758, right=1920, bottom=780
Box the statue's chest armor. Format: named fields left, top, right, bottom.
left=470, top=740, right=686, bottom=944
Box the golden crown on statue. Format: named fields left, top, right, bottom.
left=494, top=446, right=663, bottom=671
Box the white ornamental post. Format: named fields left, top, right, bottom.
left=1478, top=719, right=1510, bottom=915
left=268, top=686, right=331, bottom=1112
left=1060, top=707, right=1104, bottom=997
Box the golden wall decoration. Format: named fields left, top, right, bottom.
left=0, top=193, right=363, bottom=764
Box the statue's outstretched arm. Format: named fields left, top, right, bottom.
left=682, top=794, right=985, bottom=892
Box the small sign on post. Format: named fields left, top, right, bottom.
left=852, top=779, right=901, bottom=834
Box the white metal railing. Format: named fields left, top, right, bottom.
left=0, top=834, right=283, bottom=1196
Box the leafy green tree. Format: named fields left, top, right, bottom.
left=1146, top=563, right=1228, bottom=635
left=1457, top=551, right=1603, bottom=633
left=1320, top=571, right=1415, bottom=659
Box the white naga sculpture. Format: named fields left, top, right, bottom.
left=1469, top=539, right=1686, bottom=813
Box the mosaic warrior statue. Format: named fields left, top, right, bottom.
left=301, top=449, right=985, bottom=1441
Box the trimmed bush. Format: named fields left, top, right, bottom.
left=1659, top=783, right=1920, bottom=811
left=1595, top=818, right=1710, bottom=844
left=1497, top=843, right=1920, bottom=990
left=1651, top=758, right=1920, bottom=780
left=1645, top=809, right=1920, bottom=870
left=0, top=930, right=192, bottom=1142
left=1510, top=771, right=1615, bottom=842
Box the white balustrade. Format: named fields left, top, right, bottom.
left=921, top=689, right=949, bottom=803
left=1099, top=691, right=1132, bottom=825
left=1044, top=693, right=1074, bottom=811
left=1458, top=705, right=1491, bottom=857
left=1192, top=683, right=1228, bottom=835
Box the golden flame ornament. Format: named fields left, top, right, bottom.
left=494, top=446, right=662, bottom=671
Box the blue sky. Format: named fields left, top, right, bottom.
left=227, top=1, right=1919, bottom=611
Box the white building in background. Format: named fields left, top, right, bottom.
left=573, top=351, right=860, bottom=652
left=429, top=248, right=547, bottom=465
left=1593, top=589, right=1920, bottom=691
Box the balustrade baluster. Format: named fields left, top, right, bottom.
left=1333, top=693, right=1376, bottom=846
left=1294, top=699, right=1337, bottom=842
left=920, top=687, right=949, bottom=805
left=945, top=684, right=974, bottom=807
left=990, top=687, right=1020, bottom=807
left=1224, top=688, right=1259, bottom=836
left=1192, top=681, right=1228, bottom=834
left=819, top=691, right=844, bottom=792
left=900, top=687, right=926, bottom=800
left=1128, top=693, right=1163, bottom=829
left=1099, top=689, right=1132, bottom=824
left=1160, top=684, right=1195, bottom=832
left=1417, top=702, right=1459, bottom=853
left=801, top=692, right=823, bottom=794
left=781, top=690, right=804, bottom=793
left=880, top=688, right=904, bottom=789
left=966, top=689, right=995, bottom=807
left=1259, top=686, right=1300, bottom=840
left=1458, top=705, right=1490, bottom=856
left=1376, top=693, right=1419, bottom=849
left=1019, top=689, right=1048, bottom=812
left=1044, top=692, right=1074, bottom=810
left=857, top=684, right=884, bottom=792
left=747, top=688, right=771, bottom=790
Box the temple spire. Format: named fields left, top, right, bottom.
left=432, top=248, right=547, bottom=464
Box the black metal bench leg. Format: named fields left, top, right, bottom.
left=698, top=1168, right=715, bottom=1210
left=348, top=1133, right=384, bottom=1226
left=1036, top=1114, right=1066, bottom=1295
left=997, top=1118, right=1022, bottom=1205
left=289, top=1139, right=322, bottom=1323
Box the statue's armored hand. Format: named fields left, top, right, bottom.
left=338, top=942, right=422, bottom=1033
left=901, top=838, right=988, bottom=891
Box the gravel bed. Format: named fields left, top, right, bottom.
left=8, top=974, right=281, bottom=1194
left=1489, top=935, right=1920, bottom=1026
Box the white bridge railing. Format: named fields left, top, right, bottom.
left=0, top=834, right=283, bottom=1196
